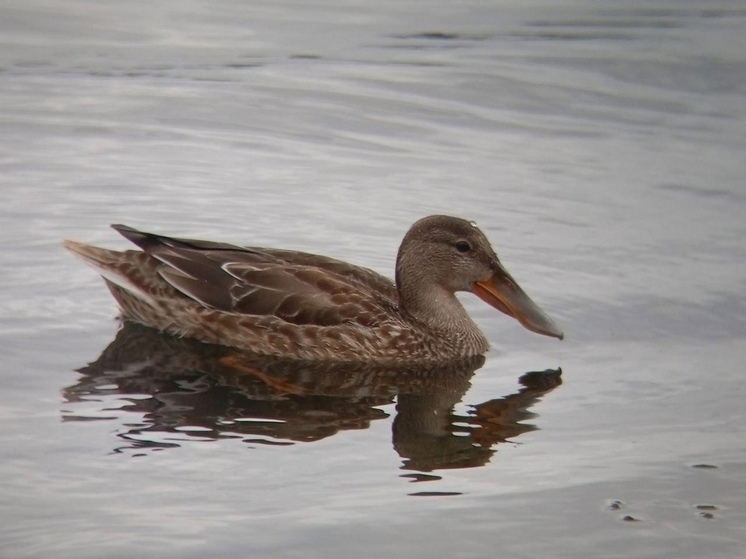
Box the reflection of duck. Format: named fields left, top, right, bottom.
left=63, top=215, right=562, bottom=362
left=394, top=369, right=562, bottom=472
left=63, top=323, right=562, bottom=471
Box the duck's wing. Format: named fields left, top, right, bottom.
left=259, top=248, right=397, bottom=298
left=112, top=224, right=398, bottom=327
left=112, top=225, right=397, bottom=298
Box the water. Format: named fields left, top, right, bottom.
left=2, top=0, right=745, bottom=557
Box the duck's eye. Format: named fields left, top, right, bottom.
left=455, top=241, right=471, bottom=253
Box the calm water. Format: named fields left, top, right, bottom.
left=2, top=0, right=745, bottom=557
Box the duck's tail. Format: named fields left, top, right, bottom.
left=62, top=239, right=121, bottom=268
left=62, top=239, right=158, bottom=306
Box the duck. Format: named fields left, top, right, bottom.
left=63, top=215, right=563, bottom=363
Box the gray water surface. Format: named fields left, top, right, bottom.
left=2, top=1, right=745, bottom=557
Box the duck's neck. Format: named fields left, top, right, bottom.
left=397, top=281, right=489, bottom=352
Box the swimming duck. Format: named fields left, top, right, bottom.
left=63, top=215, right=562, bottom=362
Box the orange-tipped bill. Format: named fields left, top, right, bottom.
left=472, top=267, right=563, bottom=340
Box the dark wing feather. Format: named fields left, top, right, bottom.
left=112, top=224, right=248, bottom=252
left=112, top=224, right=399, bottom=328
left=223, top=263, right=389, bottom=326
left=112, top=224, right=397, bottom=298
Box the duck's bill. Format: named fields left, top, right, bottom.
left=472, top=268, right=564, bottom=340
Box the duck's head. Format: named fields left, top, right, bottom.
left=396, top=215, right=563, bottom=340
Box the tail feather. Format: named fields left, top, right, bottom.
left=62, top=239, right=157, bottom=306
left=62, top=239, right=123, bottom=268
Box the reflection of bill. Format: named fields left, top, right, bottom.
left=63, top=322, right=561, bottom=472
